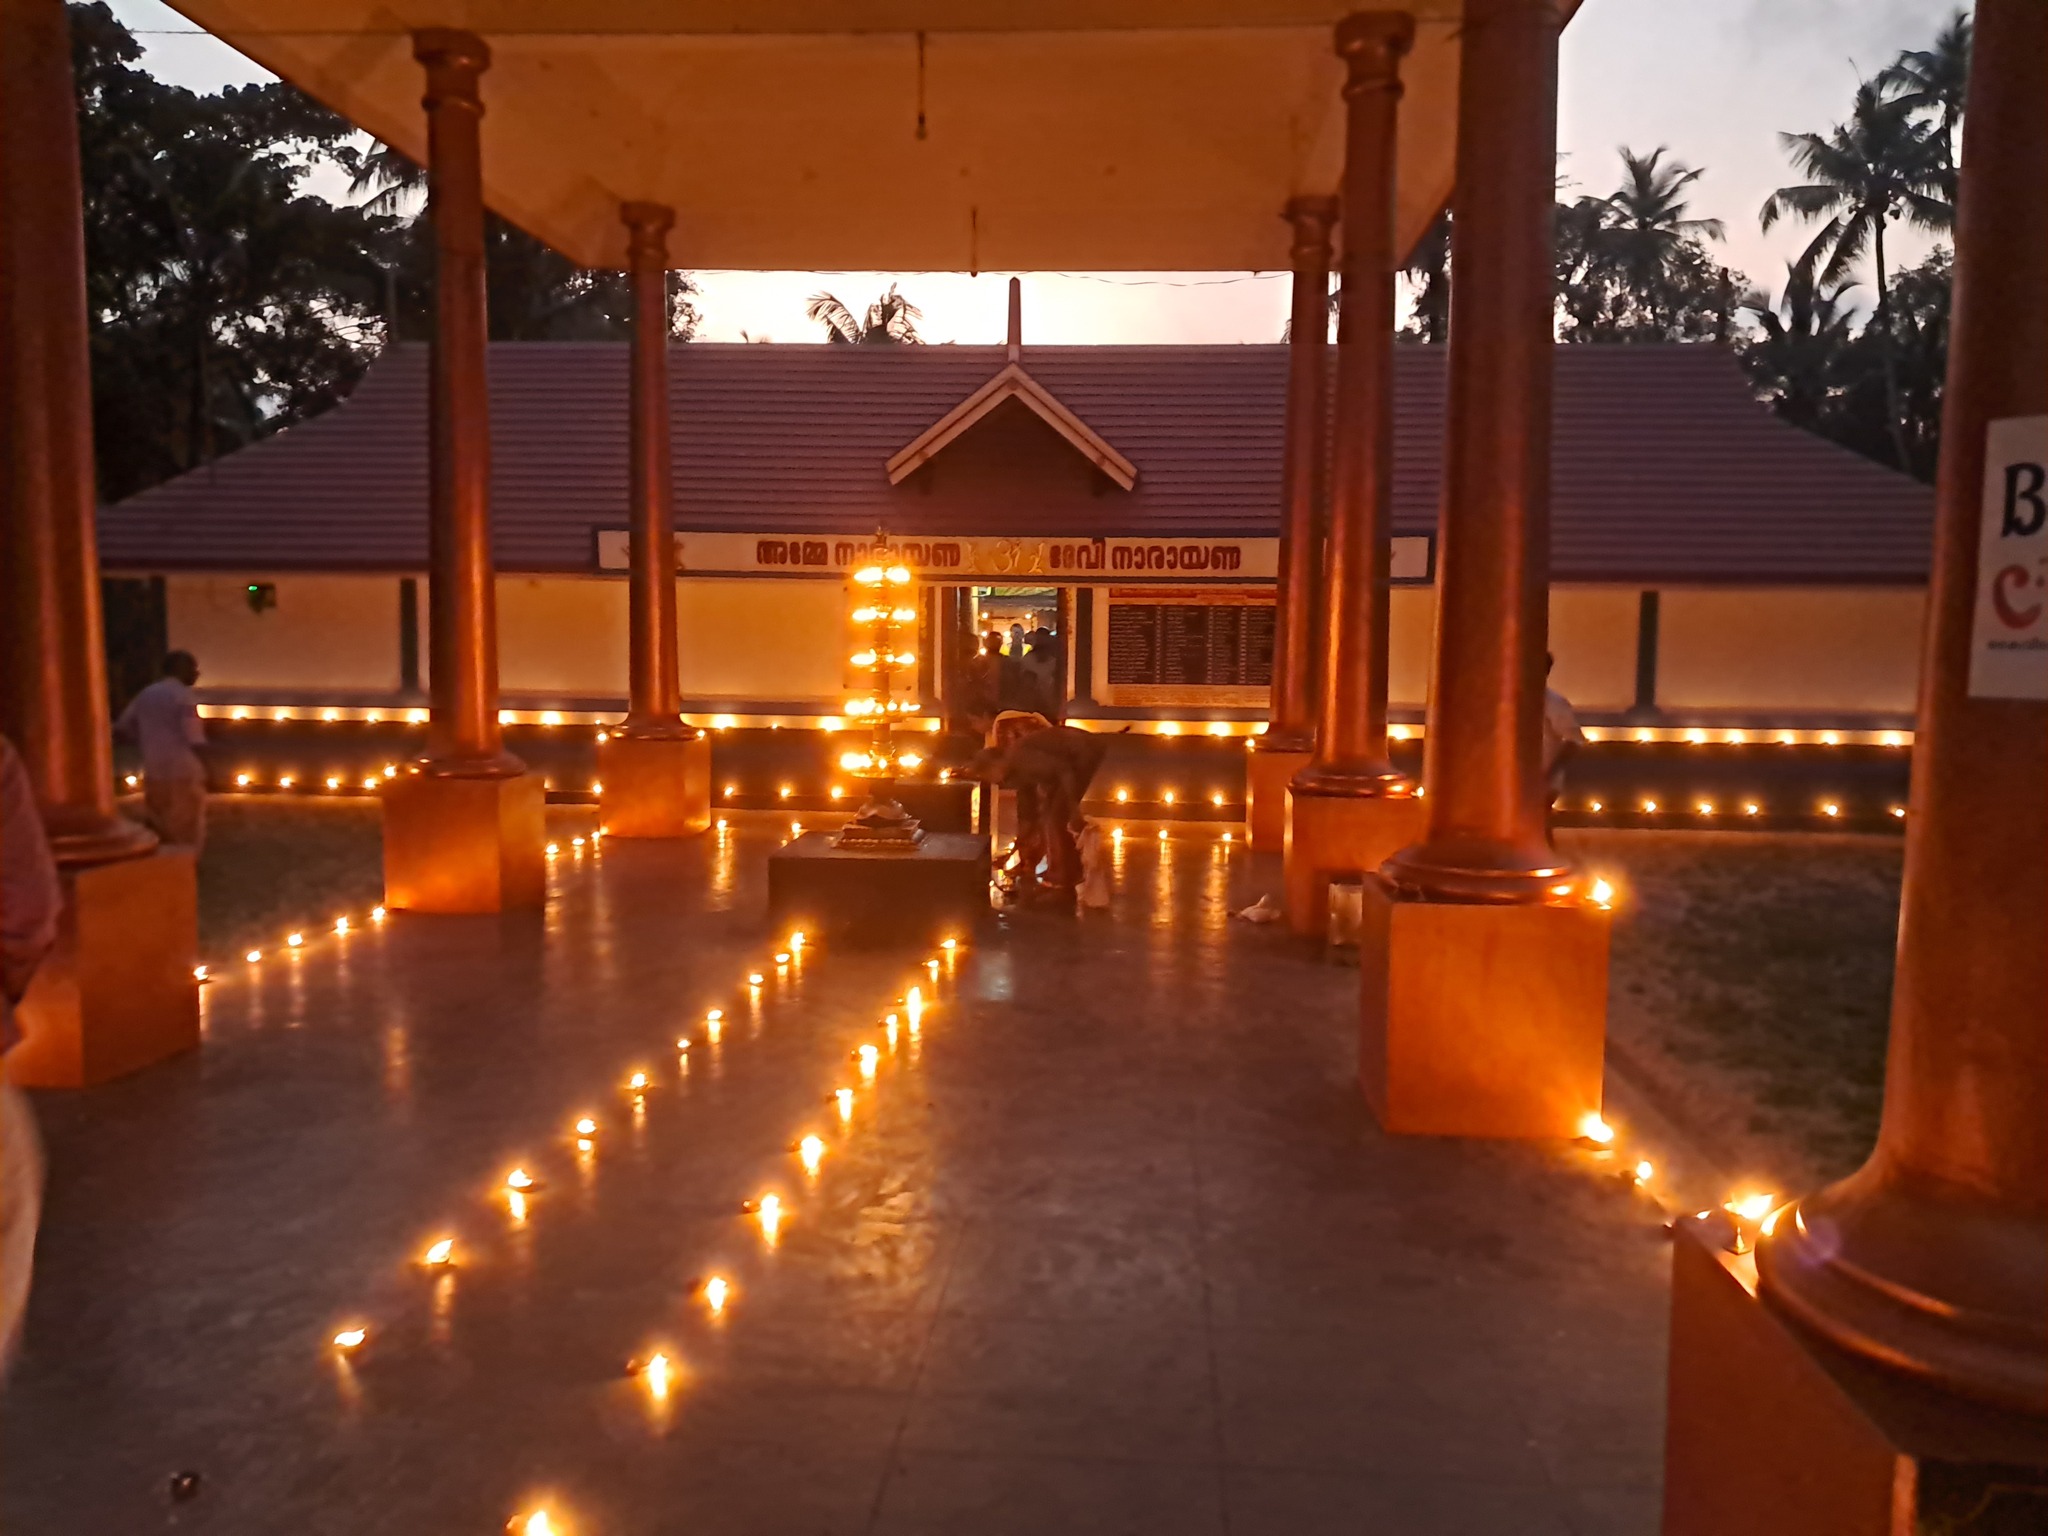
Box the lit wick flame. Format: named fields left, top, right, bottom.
left=641, top=1351, right=673, bottom=1401
left=1577, top=1113, right=1615, bottom=1145
left=799, top=1135, right=825, bottom=1175
left=748, top=972, right=764, bottom=987
left=756, top=1193, right=784, bottom=1243
left=941, top=938, right=957, bottom=951
left=333, top=1327, right=367, bottom=1351
left=515, top=1511, right=560, bottom=1536
left=858, top=1043, right=879, bottom=1080
left=1725, top=1191, right=1777, bottom=1224
left=422, top=1238, right=455, bottom=1267
left=885, top=1014, right=899, bottom=1048
left=505, top=1168, right=535, bottom=1191
left=790, top=931, right=805, bottom=949
left=836, top=1087, right=854, bottom=1122
left=1589, top=878, right=1615, bottom=910
left=626, top=1071, right=649, bottom=1093
left=704, top=1275, right=730, bottom=1314
left=1633, top=1159, right=1655, bottom=1184
left=574, top=1117, right=597, bottom=1137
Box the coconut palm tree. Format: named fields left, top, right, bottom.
left=1761, top=82, right=1948, bottom=470
left=1401, top=212, right=1451, bottom=343
left=1877, top=10, right=1971, bottom=198
left=1589, top=147, right=1725, bottom=326
left=1741, top=250, right=1857, bottom=432
left=805, top=284, right=924, bottom=344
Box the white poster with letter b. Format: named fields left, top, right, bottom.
left=1969, top=416, right=2048, bottom=700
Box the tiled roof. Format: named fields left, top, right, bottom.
left=100, top=341, right=1933, bottom=585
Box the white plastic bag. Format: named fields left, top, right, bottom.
left=1076, top=820, right=1112, bottom=910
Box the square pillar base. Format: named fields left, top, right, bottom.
left=382, top=772, right=546, bottom=914
left=1663, top=1228, right=2048, bottom=1536
left=1358, top=881, right=1608, bottom=1137
left=5, top=849, right=199, bottom=1088
left=1246, top=747, right=1310, bottom=852
left=596, top=733, right=711, bottom=838
left=1282, top=790, right=1427, bottom=938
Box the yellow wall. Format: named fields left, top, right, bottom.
left=1388, top=587, right=1436, bottom=709
left=678, top=578, right=846, bottom=703
left=162, top=571, right=1928, bottom=719
left=1658, top=588, right=1925, bottom=713
left=498, top=576, right=627, bottom=697
left=167, top=574, right=399, bottom=691
left=1549, top=587, right=1641, bottom=711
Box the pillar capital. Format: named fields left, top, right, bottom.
left=1334, top=10, right=1415, bottom=91
left=620, top=201, right=676, bottom=268
left=413, top=28, right=490, bottom=112
left=1281, top=194, right=1339, bottom=261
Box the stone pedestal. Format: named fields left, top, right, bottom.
left=768, top=830, right=989, bottom=946
left=1246, top=746, right=1310, bottom=852
left=596, top=732, right=710, bottom=838
left=382, top=771, right=545, bottom=914
left=6, top=849, right=198, bottom=1088
left=1282, top=789, right=1425, bottom=938
left=1357, top=880, right=1607, bottom=1137
left=1663, top=1227, right=2048, bottom=1536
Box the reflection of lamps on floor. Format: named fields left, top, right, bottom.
left=836, top=554, right=926, bottom=850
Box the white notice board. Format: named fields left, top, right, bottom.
left=1969, top=416, right=2048, bottom=700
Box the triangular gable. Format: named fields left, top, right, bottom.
left=885, top=361, right=1138, bottom=490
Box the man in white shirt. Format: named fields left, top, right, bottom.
left=114, top=650, right=209, bottom=850
left=1542, top=652, right=1584, bottom=814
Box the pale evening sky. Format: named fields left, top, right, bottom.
left=110, top=0, right=1961, bottom=345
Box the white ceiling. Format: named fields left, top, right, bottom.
left=162, top=3, right=1572, bottom=271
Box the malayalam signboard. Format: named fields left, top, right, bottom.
left=1969, top=416, right=2048, bottom=700
left=593, top=530, right=1434, bottom=586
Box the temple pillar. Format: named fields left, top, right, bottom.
left=1362, top=0, right=1606, bottom=1134
left=382, top=29, right=544, bottom=913
left=1280, top=14, right=1425, bottom=937
left=1663, top=11, right=2048, bottom=1521
left=598, top=200, right=709, bottom=838
left=1, top=0, right=195, bottom=1086
left=1247, top=194, right=1337, bottom=851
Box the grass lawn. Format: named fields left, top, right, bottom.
left=183, top=797, right=387, bottom=960
left=1564, top=828, right=1904, bottom=1194
left=175, top=803, right=1903, bottom=1198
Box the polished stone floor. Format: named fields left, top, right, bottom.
left=2, top=819, right=1671, bottom=1535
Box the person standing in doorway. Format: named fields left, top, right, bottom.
left=1542, top=652, right=1584, bottom=815
left=114, top=649, right=209, bottom=850
left=1, top=735, right=61, bottom=1370
left=960, top=631, right=1005, bottom=737
left=1022, top=626, right=1064, bottom=722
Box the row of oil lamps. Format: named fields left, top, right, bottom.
left=195, top=703, right=1915, bottom=749
left=144, top=766, right=1904, bottom=827
left=241, top=848, right=962, bottom=1536
left=1574, top=1110, right=1793, bottom=1258
left=490, top=936, right=958, bottom=1535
